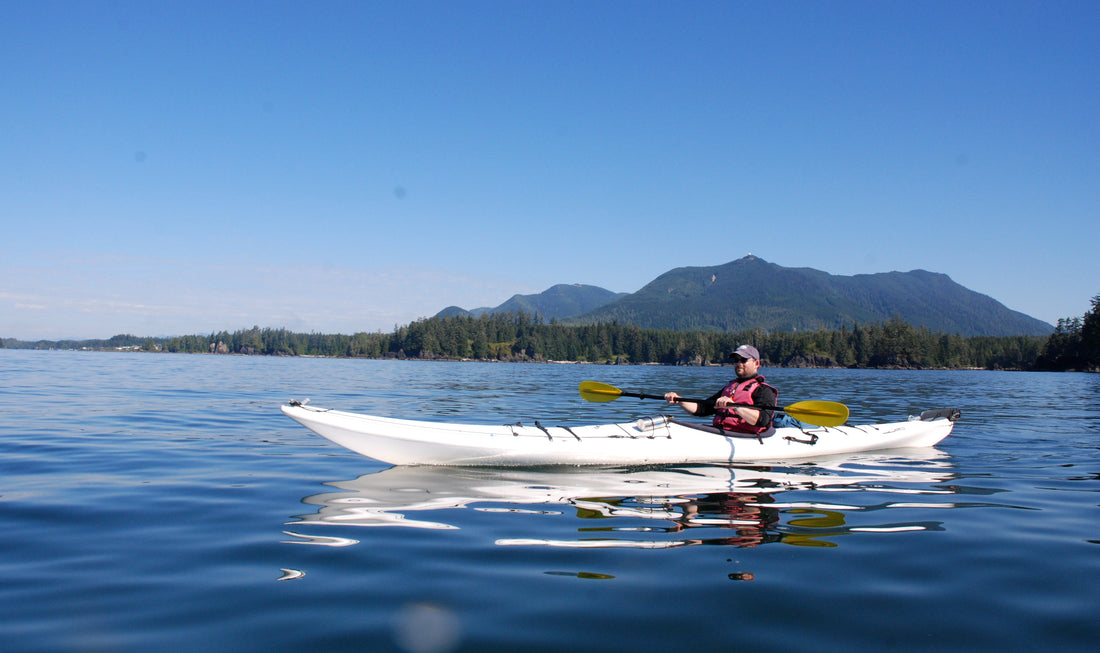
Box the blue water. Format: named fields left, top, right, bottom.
left=1, top=350, right=1097, bottom=652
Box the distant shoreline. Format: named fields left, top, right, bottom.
left=0, top=346, right=1019, bottom=372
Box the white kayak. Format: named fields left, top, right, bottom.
left=281, top=401, right=959, bottom=466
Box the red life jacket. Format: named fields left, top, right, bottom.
left=712, top=375, right=777, bottom=434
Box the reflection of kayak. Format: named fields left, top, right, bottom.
left=281, top=402, right=958, bottom=466
left=289, top=452, right=957, bottom=542
left=302, top=451, right=954, bottom=509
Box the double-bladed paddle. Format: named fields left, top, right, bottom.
left=578, top=380, right=849, bottom=427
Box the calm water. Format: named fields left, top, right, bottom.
left=1, top=350, right=1097, bottom=652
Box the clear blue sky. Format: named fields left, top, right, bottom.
left=3, top=1, right=1097, bottom=340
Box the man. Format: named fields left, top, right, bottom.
left=664, top=344, right=777, bottom=435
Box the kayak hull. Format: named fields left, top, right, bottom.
left=281, top=403, right=957, bottom=466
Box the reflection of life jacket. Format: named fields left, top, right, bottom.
left=712, top=375, right=777, bottom=434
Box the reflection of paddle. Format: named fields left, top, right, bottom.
left=578, top=381, right=850, bottom=428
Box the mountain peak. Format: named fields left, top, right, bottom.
left=574, top=259, right=1051, bottom=336
left=437, top=259, right=1052, bottom=337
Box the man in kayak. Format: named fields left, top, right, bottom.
left=664, top=344, right=778, bottom=435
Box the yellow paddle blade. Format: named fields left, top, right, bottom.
left=578, top=381, right=624, bottom=403
left=784, top=400, right=849, bottom=427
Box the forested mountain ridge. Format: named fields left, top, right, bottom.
left=567, top=256, right=1051, bottom=337
left=437, top=284, right=628, bottom=321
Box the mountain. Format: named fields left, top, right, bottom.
left=571, top=256, right=1052, bottom=336
left=437, top=284, right=629, bottom=321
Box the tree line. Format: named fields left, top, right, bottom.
left=3, top=314, right=1051, bottom=370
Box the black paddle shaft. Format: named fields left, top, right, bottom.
left=620, top=389, right=779, bottom=412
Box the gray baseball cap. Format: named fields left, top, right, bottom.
left=730, top=345, right=760, bottom=361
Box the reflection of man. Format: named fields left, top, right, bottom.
left=664, top=345, right=777, bottom=435
left=670, top=490, right=780, bottom=549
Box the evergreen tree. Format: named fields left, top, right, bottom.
left=1034, top=294, right=1099, bottom=371
left=1081, top=294, right=1100, bottom=369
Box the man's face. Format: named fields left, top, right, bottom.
left=732, top=356, right=759, bottom=378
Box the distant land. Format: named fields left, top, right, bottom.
left=439, top=256, right=1052, bottom=338
left=436, top=284, right=628, bottom=322
left=4, top=257, right=1086, bottom=370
